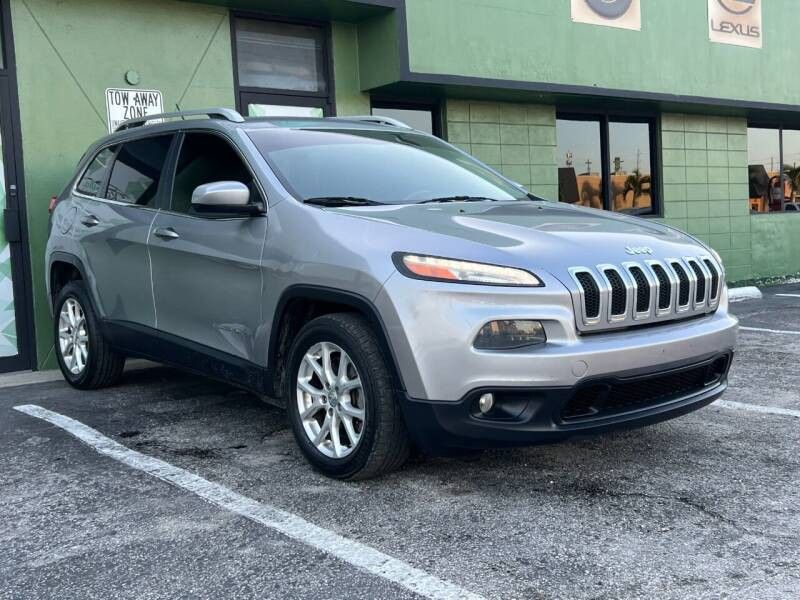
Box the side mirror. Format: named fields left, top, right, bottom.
left=191, top=181, right=260, bottom=215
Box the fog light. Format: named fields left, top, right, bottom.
left=478, top=393, right=495, bottom=414
left=473, top=320, right=546, bottom=350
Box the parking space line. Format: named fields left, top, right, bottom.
left=775, top=294, right=800, bottom=298
left=740, top=326, right=800, bottom=335
left=13, top=404, right=485, bottom=600
left=717, top=400, right=800, bottom=418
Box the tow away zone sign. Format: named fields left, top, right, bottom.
left=105, top=88, right=163, bottom=133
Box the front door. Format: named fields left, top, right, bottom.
left=0, top=78, right=31, bottom=373
left=148, top=131, right=267, bottom=363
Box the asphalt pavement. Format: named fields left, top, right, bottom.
left=1, top=285, right=798, bottom=600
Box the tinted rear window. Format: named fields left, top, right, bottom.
left=76, top=147, right=116, bottom=197
left=105, top=135, right=173, bottom=206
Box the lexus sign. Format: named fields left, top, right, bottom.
left=571, top=0, right=641, bottom=31
left=708, top=0, right=762, bottom=48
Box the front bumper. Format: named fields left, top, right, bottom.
left=400, top=351, right=732, bottom=454
left=375, top=272, right=739, bottom=401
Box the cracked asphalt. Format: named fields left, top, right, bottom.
left=1, top=284, right=799, bottom=599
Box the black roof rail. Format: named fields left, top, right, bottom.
left=115, top=108, right=245, bottom=132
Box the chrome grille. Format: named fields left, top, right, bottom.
left=628, top=266, right=651, bottom=313
left=671, top=261, right=691, bottom=308
left=604, top=268, right=627, bottom=316
left=704, top=258, right=721, bottom=301
left=688, top=260, right=706, bottom=303
left=575, top=271, right=601, bottom=319
left=651, top=264, right=672, bottom=310
left=569, top=256, right=722, bottom=333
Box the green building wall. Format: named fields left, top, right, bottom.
left=9, top=0, right=365, bottom=368
left=405, top=0, right=800, bottom=107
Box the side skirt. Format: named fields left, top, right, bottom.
left=102, top=320, right=273, bottom=397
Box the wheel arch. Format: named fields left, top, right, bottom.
left=267, top=285, right=406, bottom=399
left=48, top=252, right=89, bottom=312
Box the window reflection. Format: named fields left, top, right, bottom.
left=557, top=119, right=603, bottom=209
left=747, top=127, right=784, bottom=213
left=557, top=116, right=655, bottom=215
left=781, top=130, right=800, bottom=209
left=609, top=121, right=652, bottom=215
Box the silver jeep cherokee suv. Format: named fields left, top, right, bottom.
left=46, top=108, right=738, bottom=479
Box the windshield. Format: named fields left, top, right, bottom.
left=247, top=128, right=528, bottom=204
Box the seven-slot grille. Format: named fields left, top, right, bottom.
left=570, top=257, right=721, bottom=332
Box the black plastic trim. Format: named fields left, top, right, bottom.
left=102, top=319, right=270, bottom=395
left=399, top=351, right=733, bottom=455
left=268, top=284, right=407, bottom=393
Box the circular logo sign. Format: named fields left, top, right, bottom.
left=585, top=0, right=633, bottom=19
left=717, top=0, right=756, bottom=15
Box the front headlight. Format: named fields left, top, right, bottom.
left=394, top=253, right=542, bottom=287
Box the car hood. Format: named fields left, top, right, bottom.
left=328, top=201, right=710, bottom=274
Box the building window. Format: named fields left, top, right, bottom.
left=371, top=100, right=440, bottom=136
left=556, top=113, right=657, bottom=216
left=747, top=125, right=800, bottom=213
left=233, top=17, right=331, bottom=118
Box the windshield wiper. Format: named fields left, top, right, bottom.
left=419, top=196, right=501, bottom=204
left=303, top=196, right=384, bottom=207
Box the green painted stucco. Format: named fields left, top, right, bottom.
left=12, top=0, right=237, bottom=368
left=404, top=0, right=800, bottom=107
left=751, top=215, right=800, bottom=280
left=332, top=22, right=371, bottom=115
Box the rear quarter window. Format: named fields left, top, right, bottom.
left=76, top=147, right=116, bottom=197
left=105, top=135, right=173, bottom=206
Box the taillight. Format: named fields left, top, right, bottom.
left=48, top=196, right=58, bottom=214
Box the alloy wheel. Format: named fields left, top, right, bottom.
left=296, top=341, right=365, bottom=459
left=58, top=298, right=89, bottom=375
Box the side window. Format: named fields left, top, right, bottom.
left=171, top=133, right=260, bottom=214
left=76, top=147, right=116, bottom=197
left=105, top=135, right=173, bottom=206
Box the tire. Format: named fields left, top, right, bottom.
left=286, top=313, right=411, bottom=480
left=53, top=281, right=125, bottom=390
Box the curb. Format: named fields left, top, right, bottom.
left=727, top=286, right=763, bottom=303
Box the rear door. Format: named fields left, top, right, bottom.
left=148, top=131, right=267, bottom=362
left=73, top=134, right=174, bottom=328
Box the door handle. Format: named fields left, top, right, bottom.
left=80, top=214, right=100, bottom=227
left=153, top=227, right=180, bottom=241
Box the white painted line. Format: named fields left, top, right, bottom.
left=775, top=293, right=800, bottom=298
left=717, top=400, right=800, bottom=419
left=12, top=404, right=484, bottom=600
left=728, top=286, right=762, bottom=303
left=740, top=326, right=800, bottom=335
